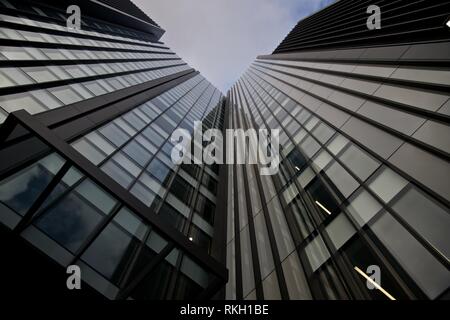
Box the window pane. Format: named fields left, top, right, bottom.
left=72, top=139, right=106, bottom=165
left=99, top=123, right=130, bottom=147
left=147, top=158, right=171, bottom=183
left=370, top=212, right=450, bottom=299
left=368, top=167, right=408, bottom=203
left=392, top=187, right=450, bottom=260
left=81, top=219, right=139, bottom=284
left=0, top=153, right=64, bottom=215
left=35, top=190, right=104, bottom=252
left=339, top=144, right=380, bottom=181
left=123, top=141, right=151, bottom=167
left=101, top=161, right=133, bottom=188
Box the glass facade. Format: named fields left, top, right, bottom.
left=226, top=41, right=450, bottom=299
left=0, top=0, right=226, bottom=300
left=0, top=0, right=449, bottom=301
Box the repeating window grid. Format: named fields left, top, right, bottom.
left=232, top=67, right=450, bottom=299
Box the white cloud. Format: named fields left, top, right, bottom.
left=133, top=0, right=334, bottom=93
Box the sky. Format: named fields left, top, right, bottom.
left=133, top=0, right=335, bottom=93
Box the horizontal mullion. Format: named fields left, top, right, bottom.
left=284, top=0, right=443, bottom=44
left=254, top=59, right=450, bottom=93
left=275, top=26, right=447, bottom=53
left=249, top=65, right=450, bottom=161
left=246, top=68, right=450, bottom=210
left=0, top=19, right=169, bottom=51
left=0, top=62, right=187, bottom=96
left=0, top=3, right=165, bottom=47
left=0, top=56, right=181, bottom=68
left=0, top=38, right=175, bottom=55
left=9, top=110, right=228, bottom=282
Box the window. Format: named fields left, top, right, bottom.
left=34, top=187, right=105, bottom=252
left=370, top=211, right=450, bottom=299
left=123, top=112, right=146, bottom=131
left=75, top=180, right=117, bottom=214
left=300, top=136, right=321, bottom=158
left=339, top=144, right=380, bottom=181
left=368, top=166, right=408, bottom=203
left=0, top=92, right=47, bottom=114
left=22, top=66, right=59, bottom=83
left=85, top=132, right=115, bottom=155
left=101, top=161, right=134, bottom=188
left=0, top=67, right=33, bottom=87
left=169, top=175, right=194, bottom=204
left=158, top=203, right=186, bottom=231
left=327, top=134, right=349, bottom=156
left=188, top=224, right=211, bottom=253
left=0, top=153, right=64, bottom=215
left=346, top=188, right=382, bottom=227
left=142, top=127, right=165, bottom=147
left=99, top=123, right=130, bottom=147
left=123, top=141, right=151, bottom=167
left=392, top=187, right=450, bottom=260
left=147, top=158, right=171, bottom=184
left=306, top=176, right=341, bottom=218
left=81, top=208, right=147, bottom=284
left=72, top=139, right=106, bottom=165
left=110, top=153, right=140, bottom=178
left=49, top=86, right=83, bottom=105
left=130, top=182, right=157, bottom=207
left=195, top=193, right=215, bottom=225
left=324, top=162, right=359, bottom=198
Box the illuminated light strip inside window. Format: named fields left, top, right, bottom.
left=354, top=266, right=396, bottom=301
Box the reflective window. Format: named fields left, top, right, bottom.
left=99, top=123, right=130, bottom=147
left=147, top=158, right=171, bottom=184
left=72, top=139, right=106, bottom=165
left=101, top=161, right=134, bottom=188
left=0, top=153, right=64, bottom=215
left=81, top=208, right=147, bottom=284
left=339, top=145, right=380, bottom=181
left=123, top=141, right=152, bottom=167
left=392, top=187, right=450, bottom=260
left=34, top=186, right=104, bottom=252
left=370, top=212, right=450, bottom=299
left=325, top=162, right=359, bottom=198
left=368, top=167, right=408, bottom=203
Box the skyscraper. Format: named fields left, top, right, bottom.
left=0, top=0, right=449, bottom=301
left=0, top=0, right=227, bottom=299
left=226, top=0, right=450, bottom=300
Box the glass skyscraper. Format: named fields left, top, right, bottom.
left=226, top=0, right=450, bottom=300
left=0, top=0, right=226, bottom=299
left=0, top=0, right=449, bottom=300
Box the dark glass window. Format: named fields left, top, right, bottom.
left=0, top=154, right=64, bottom=215
left=306, top=176, right=340, bottom=218
left=189, top=225, right=212, bottom=253
left=81, top=219, right=141, bottom=285
left=181, top=163, right=200, bottom=179
left=201, top=173, right=217, bottom=194
left=173, top=256, right=209, bottom=299
left=147, top=158, right=171, bottom=184
left=158, top=203, right=186, bottom=231
left=130, top=251, right=177, bottom=300
left=195, top=193, right=215, bottom=225
left=342, top=234, right=411, bottom=300
left=34, top=190, right=104, bottom=253
left=287, top=148, right=308, bottom=171
left=169, top=176, right=194, bottom=204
